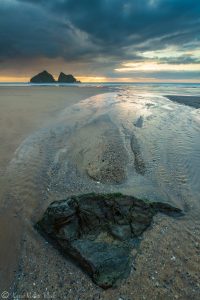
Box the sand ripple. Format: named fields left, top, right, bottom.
left=2, top=89, right=200, bottom=298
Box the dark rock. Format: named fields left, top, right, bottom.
left=30, top=70, right=55, bottom=83
left=58, top=72, right=80, bottom=83
left=36, top=193, right=183, bottom=288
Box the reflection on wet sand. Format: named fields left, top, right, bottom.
left=1, top=87, right=200, bottom=298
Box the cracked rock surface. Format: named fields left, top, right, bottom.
left=36, top=193, right=183, bottom=288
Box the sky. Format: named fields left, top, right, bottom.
left=0, top=0, right=200, bottom=82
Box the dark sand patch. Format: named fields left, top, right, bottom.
left=131, top=134, right=146, bottom=175
left=134, top=116, right=144, bottom=128
left=166, top=95, right=200, bottom=109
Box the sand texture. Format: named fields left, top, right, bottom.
left=0, top=86, right=200, bottom=299
left=0, top=86, right=110, bottom=292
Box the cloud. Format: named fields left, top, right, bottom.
left=0, top=0, right=200, bottom=80
left=0, top=0, right=100, bottom=62
left=18, top=0, right=200, bottom=48
left=159, top=55, right=200, bottom=65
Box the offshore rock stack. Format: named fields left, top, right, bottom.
left=30, top=70, right=80, bottom=83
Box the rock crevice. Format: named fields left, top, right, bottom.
left=36, top=193, right=183, bottom=288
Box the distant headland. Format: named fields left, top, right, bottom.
left=30, top=70, right=80, bottom=83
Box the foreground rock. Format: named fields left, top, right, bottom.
left=58, top=72, right=80, bottom=83
left=36, top=193, right=183, bottom=288
left=30, top=70, right=55, bottom=83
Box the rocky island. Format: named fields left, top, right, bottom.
left=30, top=70, right=56, bottom=83
left=30, top=71, right=80, bottom=83
left=58, top=72, right=80, bottom=83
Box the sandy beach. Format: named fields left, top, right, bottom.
left=0, top=85, right=200, bottom=300
left=0, top=86, right=111, bottom=176
left=0, top=85, right=110, bottom=292
left=1, top=0, right=200, bottom=298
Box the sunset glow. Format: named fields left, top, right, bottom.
left=0, top=0, right=199, bottom=82
left=115, top=62, right=200, bottom=73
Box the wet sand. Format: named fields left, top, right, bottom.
left=0, top=86, right=110, bottom=292
left=0, top=86, right=110, bottom=176
left=166, top=95, right=200, bottom=109
left=0, top=87, right=200, bottom=300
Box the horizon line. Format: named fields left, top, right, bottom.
left=0, top=81, right=200, bottom=84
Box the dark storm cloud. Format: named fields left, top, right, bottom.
left=0, top=0, right=200, bottom=79
left=0, top=0, right=99, bottom=61
left=1, top=0, right=200, bottom=60
left=18, top=0, right=200, bottom=49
